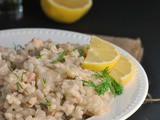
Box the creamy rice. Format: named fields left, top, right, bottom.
left=0, top=38, right=113, bottom=120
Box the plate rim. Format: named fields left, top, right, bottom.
left=0, top=28, right=149, bottom=120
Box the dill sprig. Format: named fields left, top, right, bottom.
left=55, top=44, right=59, bottom=48
left=21, top=71, right=27, bottom=82
left=82, top=80, right=96, bottom=87
left=16, top=82, right=23, bottom=90
left=93, top=67, right=109, bottom=79
left=8, top=66, right=19, bottom=78
left=38, top=99, right=51, bottom=106
left=83, top=67, right=123, bottom=96
left=42, top=78, right=46, bottom=84
left=73, top=48, right=84, bottom=57
left=35, top=54, right=44, bottom=59
left=53, top=50, right=69, bottom=64
left=13, top=42, right=24, bottom=50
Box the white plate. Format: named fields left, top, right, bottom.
left=0, top=28, right=148, bottom=120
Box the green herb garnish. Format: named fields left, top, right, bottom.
left=93, top=67, right=109, bottom=79
left=53, top=50, right=69, bottom=64
left=13, top=42, right=24, bottom=50
left=35, top=54, right=44, bottom=59
left=73, top=48, right=83, bottom=57
left=21, top=71, right=27, bottom=82
left=72, top=48, right=77, bottom=51
left=8, top=67, right=19, bottom=78
left=82, top=80, right=96, bottom=87
left=16, top=82, right=23, bottom=90
left=78, top=49, right=83, bottom=57
left=55, top=44, right=59, bottom=48
left=38, top=99, right=51, bottom=106
left=42, top=78, right=46, bottom=84
left=83, top=67, right=123, bottom=96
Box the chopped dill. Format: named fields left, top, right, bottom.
left=35, top=54, right=44, bottom=59
left=38, top=99, right=51, bottom=106
left=73, top=48, right=83, bottom=57
left=13, top=42, right=24, bottom=50
left=16, top=82, right=23, bottom=90
left=21, top=71, right=27, bottom=82
left=8, top=66, right=19, bottom=78
left=42, top=78, right=46, bottom=84
left=53, top=50, right=69, bottom=64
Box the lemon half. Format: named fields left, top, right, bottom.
left=40, top=0, right=92, bottom=23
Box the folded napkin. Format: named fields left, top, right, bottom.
left=97, top=35, right=143, bottom=62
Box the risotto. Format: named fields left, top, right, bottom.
left=0, top=38, right=115, bottom=120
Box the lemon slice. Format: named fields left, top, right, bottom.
left=110, top=55, right=135, bottom=85
left=40, top=0, right=92, bottom=23
left=82, top=36, right=120, bottom=71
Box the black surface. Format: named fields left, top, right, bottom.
left=0, top=0, right=160, bottom=120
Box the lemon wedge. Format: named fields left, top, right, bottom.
left=110, top=55, right=135, bottom=85
left=40, top=0, right=92, bottom=23
left=82, top=36, right=120, bottom=71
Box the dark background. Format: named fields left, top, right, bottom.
left=0, top=0, right=160, bottom=120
